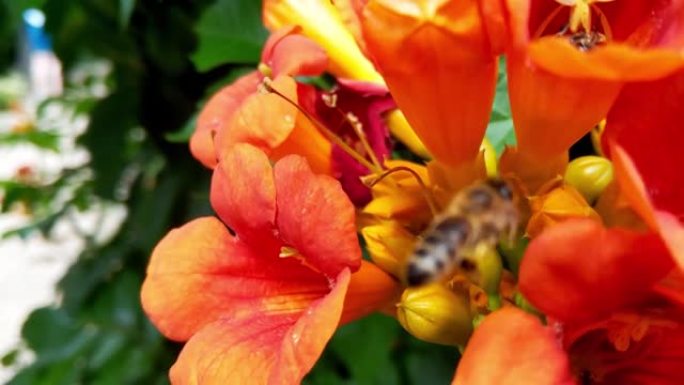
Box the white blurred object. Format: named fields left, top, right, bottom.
left=0, top=11, right=117, bottom=381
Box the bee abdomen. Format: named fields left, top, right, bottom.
left=406, top=216, right=470, bottom=286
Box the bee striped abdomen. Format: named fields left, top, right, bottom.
left=404, top=178, right=518, bottom=287
left=406, top=216, right=470, bottom=286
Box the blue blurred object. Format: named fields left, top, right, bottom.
left=22, top=9, right=52, bottom=52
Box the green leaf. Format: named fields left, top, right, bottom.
left=191, top=0, right=268, bottom=71
left=1, top=348, right=19, bottom=366
left=79, top=89, right=138, bottom=199
left=485, top=57, right=516, bottom=156
left=164, top=113, right=196, bottom=143
left=329, top=314, right=402, bottom=385
left=118, top=0, right=135, bottom=29
left=21, top=308, right=96, bottom=359
left=0, top=131, right=60, bottom=151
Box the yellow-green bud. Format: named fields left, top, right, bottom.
left=564, top=156, right=613, bottom=203
left=463, top=246, right=503, bottom=295
left=397, top=283, right=472, bottom=346
left=499, top=237, right=529, bottom=277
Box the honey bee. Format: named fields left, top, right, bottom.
left=556, top=24, right=607, bottom=51
left=567, top=31, right=607, bottom=51
left=406, top=178, right=518, bottom=286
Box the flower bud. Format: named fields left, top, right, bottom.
left=397, top=283, right=472, bottom=346
left=499, top=237, right=529, bottom=277
left=361, top=221, right=415, bottom=278
left=480, top=138, right=498, bottom=178
left=462, top=246, right=502, bottom=295
left=564, top=155, right=613, bottom=203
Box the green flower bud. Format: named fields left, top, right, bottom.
left=564, top=156, right=613, bottom=203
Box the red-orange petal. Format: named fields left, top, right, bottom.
left=519, top=219, right=673, bottom=324
left=190, top=71, right=261, bottom=168
left=605, top=69, right=684, bottom=220
left=169, top=269, right=351, bottom=385
left=452, top=307, right=574, bottom=385
left=211, top=143, right=279, bottom=250
left=611, top=145, right=684, bottom=271
left=361, top=0, right=497, bottom=167
left=274, top=154, right=362, bottom=278
left=141, top=217, right=330, bottom=342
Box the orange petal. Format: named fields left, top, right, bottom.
left=263, top=28, right=328, bottom=77
left=214, top=75, right=298, bottom=157
left=499, top=147, right=568, bottom=194
left=211, top=143, right=279, bottom=250
left=529, top=38, right=684, bottom=81
left=507, top=53, right=621, bottom=160
left=452, top=307, right=574, bottom=385
left=141, top=217, right=330, bottom=342
left=169, top=269, right=351, bottom=385
left=274, top=154, right=362, bottom=278
left=362, top=0, right=497, bottom=167
left=340, top=260, right=401, bottom=324
left=270, top=109, right=332, bottom=175
left=190, top=71, right=261, bottom=168
left=519, top=219, right=673, bottom=324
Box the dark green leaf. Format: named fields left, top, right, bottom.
left=192, top=0, right=267, bottom=71
left=79, top=90, right=138, bottom=199
left=164, top=113, right=196, bottom=143
left=329, top=314, right=402, bottom=385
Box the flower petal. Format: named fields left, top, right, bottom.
left=362, top=0, right=497, bottom=167
left=340, top=260, right=401, bottom=324
left=452, top=307, right=574, bottom=385
left=507, top=53, right=621, bottom=160
left=605, top=69, right=684, bottom=220
left=611, top=145, right=684, bottom=271
left=213, top=75, right=298, bottom=156
left=169, top=269, right=351, bottom=385
left=519, top=219, right=673, bottom=323
left=190, top=71, right=261, bottom=168
left=274, top=154, right=362, bottom=278
left=211, top=143, right=279, bottom=250
left=528, top=38, right=684, bottom=81
left=141, top=217, right=330, bottom=342
left=263, top=0, right=383, bottom=82
left=263, top=28, right=328, bottom=77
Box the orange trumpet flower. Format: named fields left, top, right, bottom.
left=141, top=144, right=398, bottom=385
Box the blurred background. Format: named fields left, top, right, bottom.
left=0, top=1, right=479, bottom=384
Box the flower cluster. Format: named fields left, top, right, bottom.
left=141, top=0, right=684, bottom=384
